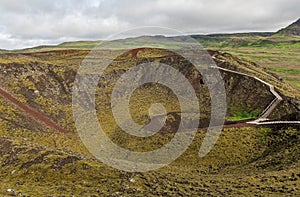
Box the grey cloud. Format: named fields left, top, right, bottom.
left=0, top=0, right=299, bottom=49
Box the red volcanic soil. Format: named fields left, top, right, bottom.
left=159, top=122, right=256, bottom=134
left=0, top=87, right=70, bottom=134
left=130, top=48, right=146, bottom=58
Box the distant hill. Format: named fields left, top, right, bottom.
left=10, top=41, right=101, bottom=53
left=3, top=18, right=299, bottom=53
left=275, top=18, right=300, bottom=36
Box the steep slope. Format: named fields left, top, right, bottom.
left=275, top=18, right=300, bottom=36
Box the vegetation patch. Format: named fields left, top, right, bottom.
left=227, top=105, right=261, bottom=121
left=268, top=68, right=300, bottom=75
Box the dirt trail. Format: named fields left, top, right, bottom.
left=0, top=87, right=70, bottom=134
left=160, top=122, right=257, bottom=134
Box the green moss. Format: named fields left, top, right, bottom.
left=227, top=110, right=261, bottom=121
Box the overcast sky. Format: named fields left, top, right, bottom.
left=0, top=0, right=299, bottom=49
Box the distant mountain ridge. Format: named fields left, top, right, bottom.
left=276, top=18, right=300, bottom=36
left=3, top=18, right=300, bottom=52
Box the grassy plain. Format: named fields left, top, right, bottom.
left=194, top=34, right=300, bottom=90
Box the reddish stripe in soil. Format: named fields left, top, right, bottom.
left=0, top=88, right=70, bottom=134
left=159, top=122, right=256, bottom=134
left=130, top=48, right=145, bottom=58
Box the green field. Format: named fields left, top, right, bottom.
left=195, top=33, right=300, bottom=89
